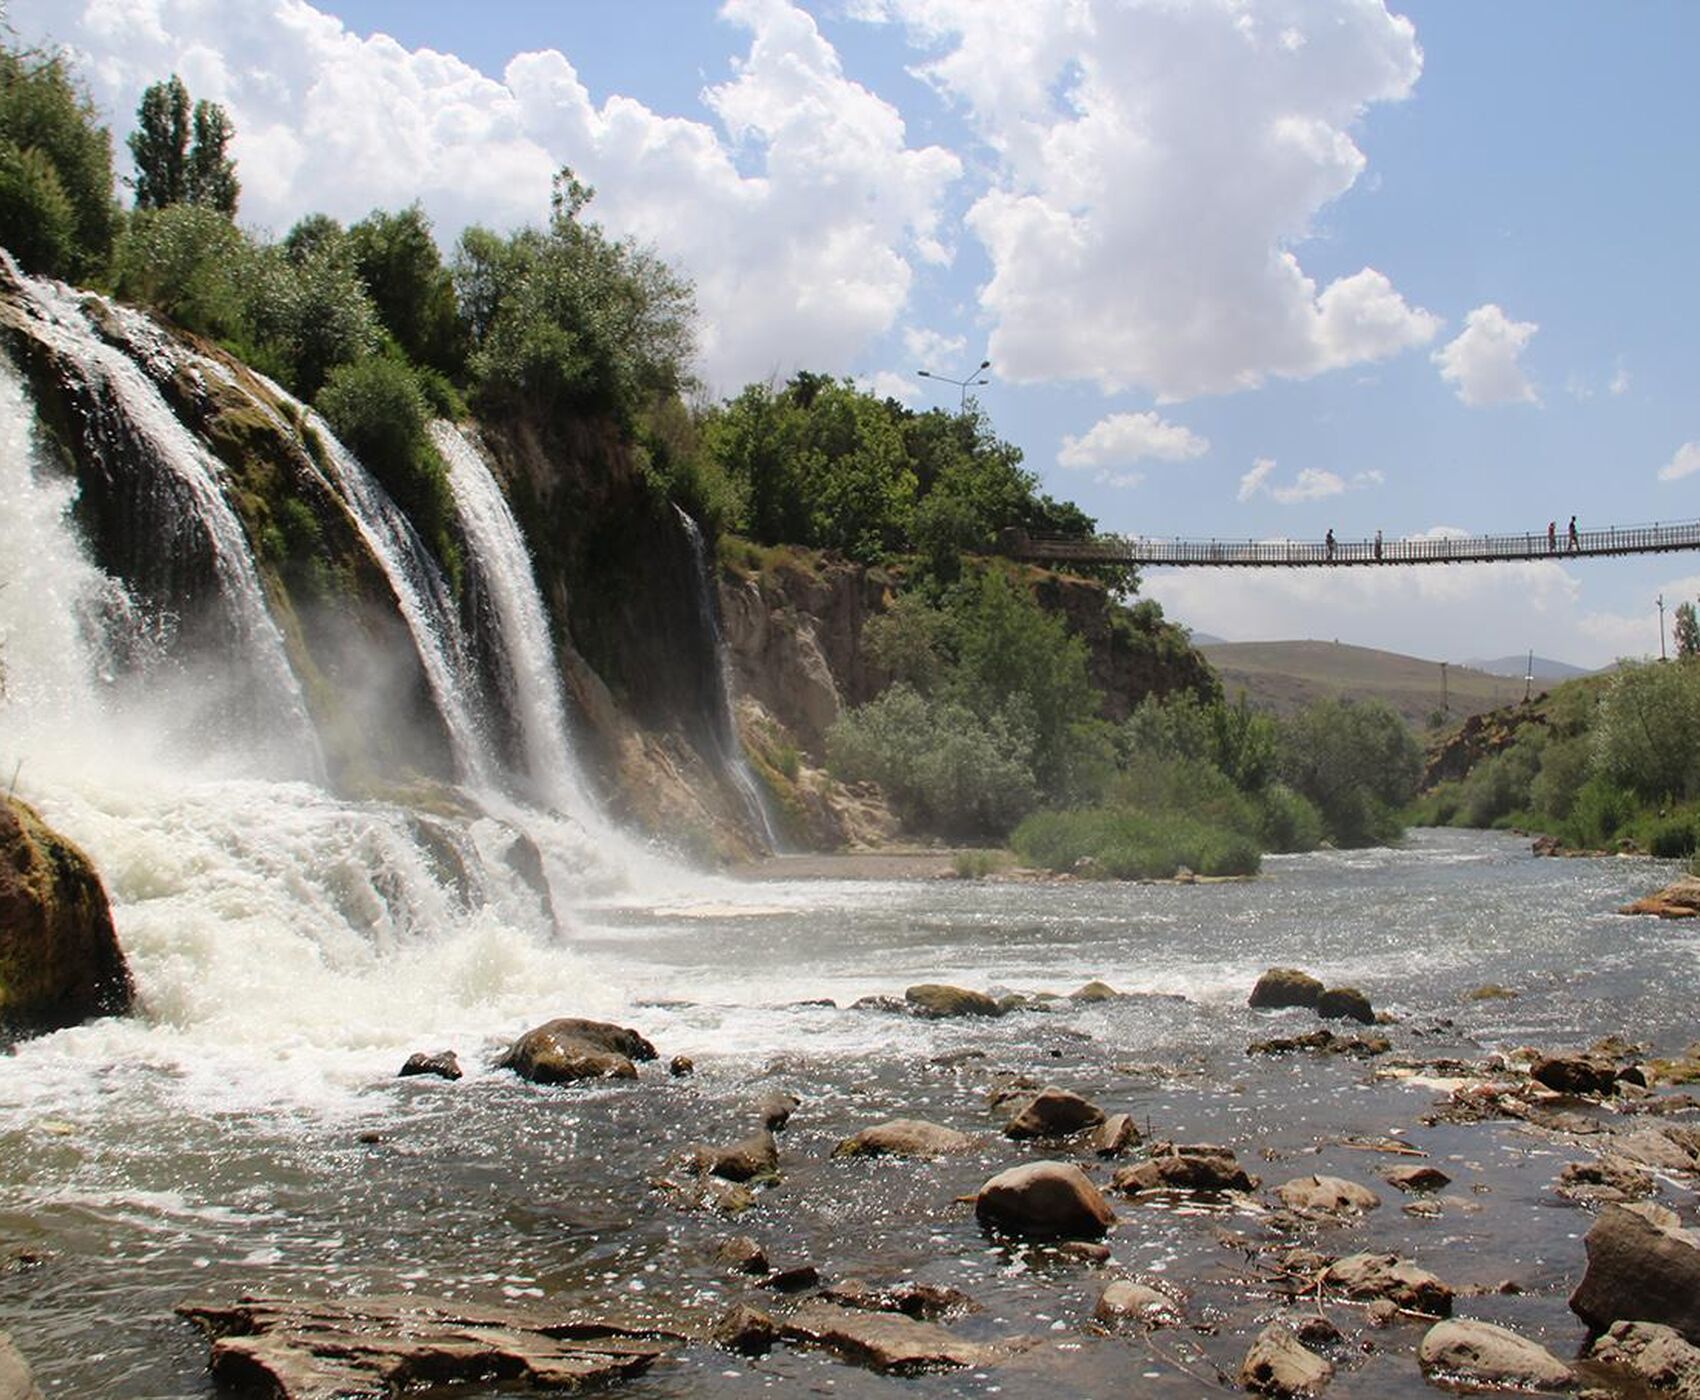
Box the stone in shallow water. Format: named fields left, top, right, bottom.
left=781, top=1300, right=1001, bottom=1373
left=1093, top=1280, right=1182, bottom=1327
left=1239, top=1323, right=1333, bottom=1396
left=1248, top=968, right=1323, bottom=1010
left=1315, top=986, right=1374, bottom=1024
left=904, top=983, right=1003, bottom=1018
left=1571, top=1202, right=1700, bottom=1345
left=1324, top=1253, right=1452, bottom=1316
left=1275, top=1174, right=1381, bottom=1217
left=834, top=1119, right=978, bottom=1158
left=0, top=1331, right=42, bottom=1400
left=704, top=1130, right=780, bottom=1183
left=754, top=1091, right=799, bottom=1130
left=497, top=1017, right=654, bottom=1085
left=398, top=1050, right=461, bottom=1080
left=975, top=1162, right=1116, bottom=1239
left=1417, top=1319, right=1574, bottom=1391
left=1112, top=1145, right=1255, bottom=1196
left=175, top=1294, right=670, bottom=1398
left=1381, top=1163, right=1451, bottom=1194
left=1587, top=1320, right=1700, bottom=1397
left=1093, top=1113, right=1140, bottom=1156
left=1003, top=1088, right=1106, bottom=1140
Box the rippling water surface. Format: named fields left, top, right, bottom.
left=2, top=830, right=1693, bottom=1396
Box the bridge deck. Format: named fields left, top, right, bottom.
left=1007, top=520, right=1700, bottom=568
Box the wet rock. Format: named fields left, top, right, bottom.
left=1093, top=1113, right=1141, bottom=1157
left=1094, top=1280, right=1182, bottom=1327
left=781, top=1300, right=1000, bottom=1373
left=1248, top=1029, right=1390, bottom=1058
left=974, top=1162, right=1116, bottom=1239
left=398, top=1051, right=461, bottom=1081
left=0, top=1332, right=41, bottom=1400
left=1608, top=1126, right=1700, bottom=1174
left=1324, top=1253, right=1452, bottom=1316
left=1532, top=1055, right=1620, bottom=1096
left=987, top=1075, right=1044, bottom=1113
left=1401, top=1194, right=1483, bottom=1220
left=0, top=795, right=134, bottom=1038
left=1466, top=983, right=1518, bottom=1001
left=1619, top=876, right=1700, bottom=920
left=668, top=1055, right=694, bottom=1077
left=1113, top=1145, right=1256, bottom=1196
left=1316, top=987, right=1374, bottom=1025
left=1294, top=1317, right=1342, bottom=1348
left=1532, top=834, right=1563, bottom=857
left=1004, top=1088, right=1106, bottom=1140
left=704, top=1130, right=779, bottom=1183
left=760, top=1262, right=820, bottom=1293
left=834, top=1119, right=977, bottom=1159
left=904, top=984, right=1003, bottom=1019
left=1557, top=1157, right=1656, bottom=1204
left=1381, top=1164, right=1451, bottom=1194
left=1055, top=1240, right=1113, bottom=1265
left=1571, top=1202, right=1700, bottom=1344
left=715, top=1303, right=777, bottom=1356
left=1418, top=1319, right=1574, bottom=1391
left=851, top=995, right=907, bottom=1014
left=175, top=1294, right=669, bottom=1397
left=1365, top=1300, right=1400, bottom=1327
left=497, top=1018, right=655, bottom=1085
left=1239, top=1323, right=1334, bottom=1396
left=754, top=1091, right=799, bottom=1130
left=1275, top=1175, right=1381, bottom=1217
left=716, top=1236, right=769, bottom=1276
left=1249, top=968, right=1324, bottom=1010
left=820, top=1280, right=977, bottom=1320
left=653, top=1173, right=756, bottom=1215
left=1586, top=1320, right=1700, bottom=1398
left=1070, top=980, right=1122, bottom=1003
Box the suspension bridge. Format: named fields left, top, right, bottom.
left=1001, top=519, right=1700, bottom=568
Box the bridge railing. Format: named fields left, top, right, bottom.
left=1004, top=519, right=1700, bottom=567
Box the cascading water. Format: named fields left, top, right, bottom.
left=5, top=264, right=321, bottom=774
left=674, top=505, right=780, bottom=851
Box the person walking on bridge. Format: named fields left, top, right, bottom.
left=1374, top=529, right=1382, bottom=561
left=1568, top=515, right=1579, bottom=552
left=1547, top=521, right=1556, bottom=553
left=1325, top=528, right=1335, bottom=561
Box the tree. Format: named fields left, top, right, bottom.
left=1676, top=600, right=1699, bottom=660
left=1280, top=697, right=1423, bottom=847
left=128, top=75, right=239, bottom=215
left=0, top=46, right=120, bottom=279
left=345, top=204, right=464, bottom=375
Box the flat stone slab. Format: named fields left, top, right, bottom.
left=177, top=1294, right=671, bottom=1398
left=781, top=1300, right=1001, bottom=1373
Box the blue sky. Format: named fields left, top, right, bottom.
left=15, top=0, right=1700, bottom=668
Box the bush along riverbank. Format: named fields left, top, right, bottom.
left=1414, top=659, right=1700, bottom=864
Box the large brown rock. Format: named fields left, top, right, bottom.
left=1249, top=968, right=1323, bottom=1010
left=1531, top=1054, right=1619, bottom=1096
left=1324, top=1253, right=1452, bottom=1316
left=975, top=1162, right=1116, bottom=1239
left=1315, top=986, right=1374, bottom=1024
left=1113, top=1146, right=1255, bottom=1196
left=834, top=1119, right=977, bottom=1159
left=175, top=1294, right=669, bottom=1397
left=1239, top=1323, right=1333, bottom=1396
left=704, top=1130, right=779, bottom=1183
left=1587, top=1320, right=1700, bottom=1398
left=1417, top=1319, right=1574, bottom=1391
left=1094, top=1280, right=1182, bottom=1328
left=1571, top=1202, right=1700, bottom=1343
left=497, top=1017, right=655, bottom=1085
left=904, top=984, right=1003, bottom=1018
left=1620, top=877, right=1700, bottom=920
left=1003, top=1088, right=1105, bottom=1140
left=0, top=1332, right=42, bottom=1400
left=781, top=1300, right=999, bottom=1374
left=0, top=796, right=132, bottom=1037
left=1275, top=1175, right=1381, bottom=1217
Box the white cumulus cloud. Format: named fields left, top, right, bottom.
left=12, top=0, right=961, bottom=390
left=868, top=0, right=1439, bottom=399
left=1432, top=303, right=1540, bottom=407
left=1059, top=411, right=1208, bottom=470
left=1238, top=459, right=1382, bottom=504
left=1659, top=441, right=1700, bottom=483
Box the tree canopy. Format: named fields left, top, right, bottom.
left=127, top=75, right=239, bottom=216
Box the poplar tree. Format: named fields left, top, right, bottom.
left=128, top=75, right=239, bottom=216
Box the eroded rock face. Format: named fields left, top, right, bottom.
left=1249, top=968, right=1324, bottom=1010
left=497, top=1017, right=655, bottom=1085
left=1239, top=1323, right=1333, bottom=1396
left=1324, top=1253, right=1452, bottom=1316
left=781, top=1300, right=999, bottom=1374
left=974, top=1162, right=1116, bottom=1239
left=904, top=984, right=1003, bottom=1019
left=0, top=796, right=133, bottom=1038
left=175, top=1294, right=670, bottom=1398
left=1417, top=1319, right=1574, bottom=1392
left=1571, top=1202, right=1700, bottom=1344
left=833, top=1119, right=978, bottom=1159
left=1003, top=1088, right=1105, bottom=1140
left=1275, top=1175, right=1381, bottom=1217
left=1587, top=1320, right=1700, bottom=1398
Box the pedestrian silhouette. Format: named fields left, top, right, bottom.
left=1325, top=528, right=1335, bottom=561
left=1568, top=515, right=1579, bottom=551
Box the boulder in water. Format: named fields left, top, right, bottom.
left=1003, top=1088, right=1106, bottom=1140
left=1586, top=1320, right=1700, bottom=1396
left=0, top=796, right=133, bottom=1039
left=703, top=1130, right=779, bottom=1184
left=1113, top=1145, right=1255, bottom=1196
left=781, top=1300, right=1001, bottom=1373
left=1417, top=1319, right=1574, bottom=1391
left=1248, top=968, right=1323, bottom=1010
left=905, top=984, right=1003, bottom=1018
left=1315, top=987, right=1374, bottom=1024
left=1094, top=1280, right=1182, bottom=1327
left=1275, top=1175, right=1381, bottom=1217
left=1571, top=1202, right=1700, bottom=1344
left=714, top=1303, right=777, bottom=1356
left=754, top=1091, right=799, bottom=1130
left=1324, top=1252, right=1452, bottom=1315
left=1070, top=980, right=1121, bottom=1003
left=398, top=1051, right=461, bottom=1081
left=1531, top=1054, right=1619, bottom=1096
left=975, top=1162, right=1116, bottom=1239
left=834, top=1119, right=977, bottom=1159
left=1619, top=876, right=1700, bottom=920
left=1381, top=1164, right=1451, bottom=1194
left=1093, top=1113, right=1140, bottom=1157
left=1239, top=1323, right=1333, bottom=1396
left=0, top=1331, right=42, bottom=1400
left=497, top=1018, right=654, bottom=1086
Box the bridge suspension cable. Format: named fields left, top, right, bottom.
left=1001, top=519, right=1700, bottom=568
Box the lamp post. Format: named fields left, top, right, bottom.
left=917, top=358, right=991, bottom=412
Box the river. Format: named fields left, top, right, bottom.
left=1, top=830, right=1690, bottom=1396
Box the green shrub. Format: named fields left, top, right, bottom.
left=1279, top=697, right=1421, bottom=847
left=315, top=357, right=459, bottom=580
left=1010, top=805, right=1260, bottom=880
left=0, top=142, right=76, bottom=275
left=1566, top=775, right=1636, bottom=849
left=1648, top=816, right=1698, bottom=860
left=1256, top=783, right=1325, bottom=852
left=114, top=202, right=252, bottom=339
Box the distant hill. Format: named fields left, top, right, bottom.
left=1201, top=639, right=1534, bottom=728
left=1465, top=654, right=1591, bottom=681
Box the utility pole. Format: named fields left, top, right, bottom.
left=1524, top=649, right=1534, bottom=703
left=1440, top=660, right=1449, bottom=717
left=1658, top=594, right=1667, bottom=661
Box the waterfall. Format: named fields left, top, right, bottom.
left=6, top=267, right=320, bottom=774
left=674, top=506, right=780, bottom=852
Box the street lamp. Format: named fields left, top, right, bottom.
left=917, top=358, right=991, bottom=412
